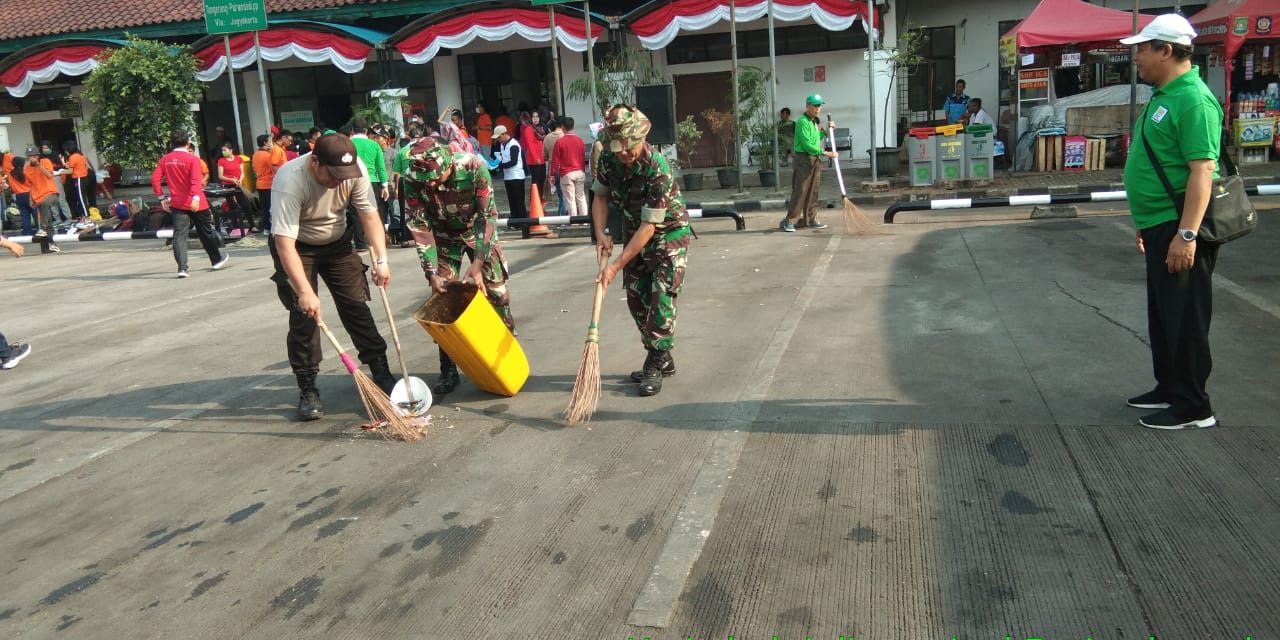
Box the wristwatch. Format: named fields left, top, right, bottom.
left=373, top=257, right=388, bottom=266
left=1178, top=228, right=1197, bottom=242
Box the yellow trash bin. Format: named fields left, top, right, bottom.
left=414, top=282, right=528, bottom=397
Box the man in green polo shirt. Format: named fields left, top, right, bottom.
left=348, top=118, right=390, bottom=250
left=1120, top=14, right=1223, bottom=430
left=780, top=93, right=838, bottom=232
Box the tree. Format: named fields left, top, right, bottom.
left=878, top=28, right=926, bottom=147
left=84, top=35, right=201, bottom=169
left=567, top=46, right=668, bottom=117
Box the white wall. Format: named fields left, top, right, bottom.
left=1, top=84, right=100, bottom=163
left=644, top=16, right=896, bottom=167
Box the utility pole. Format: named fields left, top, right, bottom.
left=730, top=0, right=745, bottom=196
left=1130, top=0, right=1139, bottom=132
left=867, top=1, right=878, bottom=183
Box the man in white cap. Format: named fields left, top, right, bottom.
left=492, top=124, right=527, bottom=219
left=1119, top=14, right=1224, bottom=430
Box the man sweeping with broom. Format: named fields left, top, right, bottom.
left=779, top=93, right=838, bottom=232
left=400, top=138, right=516, bottom=396
left=591, top=105, right=693, bottom=397
left=270, top=133, right=398, bottom=421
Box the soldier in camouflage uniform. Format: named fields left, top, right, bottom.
left=592, top=105, right=693, bottom=397
left=402, top=139, right=515, bottom=395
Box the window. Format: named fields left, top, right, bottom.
left=907, top=26, right=956, bottom=114
left=666, top=24, right=868, bottom=65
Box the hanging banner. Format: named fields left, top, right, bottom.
left=1000, top=34, right=1017, bottom=68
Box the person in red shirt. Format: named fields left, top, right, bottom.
left=519, top=111, right=547, bottom=202
left=548, top=117, right=588, bottom=217
left=23, top=146, right=61, bottom=253
left=61, top=141, right=92, bottom=226
left=152, top=130, right=228, bottom=278
left=215, top=141, right=254, bottom=233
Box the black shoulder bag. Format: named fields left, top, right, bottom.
left=1140, top=119, right=1257, bottom=244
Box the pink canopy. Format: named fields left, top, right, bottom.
left=1002, top=0, right=1154, bottom=51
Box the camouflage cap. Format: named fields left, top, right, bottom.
left=604, top=106, right=651, bottom=153
left=409, top=138, right=454, bottom=183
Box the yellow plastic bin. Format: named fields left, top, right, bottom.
left=414, top=282, right=528, bottom=397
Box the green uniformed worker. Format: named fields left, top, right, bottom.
left=401, top=138, right=515, bottom=396
left=592, top=105, right=693, bottom=397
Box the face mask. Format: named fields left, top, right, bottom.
left=222, top=149, right=234, bottom=158
left=41, top=149, right=51, bottom=156
left=475, top=107, right=482, bottom=114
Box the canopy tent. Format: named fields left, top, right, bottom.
left=1000, top=0, right=1154, bottom=52
left=191, top=20, right=388, bottom=82
left=1190, top=0, right=1280, bottom=62
left=389, top=5, right=606, bottom=65
left=626, top=0, right=878, bottom=50
left=0, top=39, right=124, bottom=97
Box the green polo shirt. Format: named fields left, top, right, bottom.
left=393, top=144, right=411, bottom=177
left=793, top=114, right=823, bottom=156
left=351, top=135, right=388, bottom=184
left=1123, top=66, right=1222, bottom=230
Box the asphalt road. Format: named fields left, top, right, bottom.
left=1, top=205, right=1277, bottom=639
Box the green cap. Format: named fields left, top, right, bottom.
left=806, top=93, right=825, bottom=106
left=408, top=139, right=453, bottom=183
left=604, top=106, right=652, bottom=153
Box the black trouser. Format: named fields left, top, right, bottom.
left=172, top=209, right=224, bottom=271
left=269, top=229, right=387, bottom=377
left=505, top=179, right=527, bottom=219
left=65, top=177, right=89, bottom=220
left=527, top=164, right=547, bottom=197
left=257, top=188, right=272, bottom=231
left=1142, top=220, right=1220, bottom=417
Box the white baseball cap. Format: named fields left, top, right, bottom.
left=1120, top=13, right=1197, bottom=46
left=493, top=125, right=509, bottom=137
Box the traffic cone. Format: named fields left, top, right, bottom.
left=527, top=183, right=553, bottom=238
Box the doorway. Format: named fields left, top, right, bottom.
left=30, top=118, right=77, bottom=152
left=674, top=71, right=732, bottom=168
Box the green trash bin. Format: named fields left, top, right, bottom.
left=906, top=127, right=937, bottom=187
left=965, top=124, right=995, bottom=180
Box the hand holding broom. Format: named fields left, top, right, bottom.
left=564, top=251, right=611, bottom=425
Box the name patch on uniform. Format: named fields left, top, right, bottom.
left=1151, top=106, right=1169, bottom=123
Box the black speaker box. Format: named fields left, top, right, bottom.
left=635, top=84, right=676, bottom=146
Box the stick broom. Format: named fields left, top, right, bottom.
left=827, top=115, right=878, bottom=235
left=564, top=255, right=609, bottom=425
left=316, top=319, right=425, bottom=441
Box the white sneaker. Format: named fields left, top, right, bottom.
left=177, top=270, right=189, bottom=278
left=1, top=343, right=31, bottom=370
left=48, top=244, right=61, bottom=253
left=212, top=254, right=230, bottom=270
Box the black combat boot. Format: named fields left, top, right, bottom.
left=369, top=356, right=397, bottom=396
left=434, top=350, right=461, bottom=396
left=637, top=350, right=673, bottom=397
left=295, top=369, right=324, bottom=421
left=630, top=349, right=676, bottom=383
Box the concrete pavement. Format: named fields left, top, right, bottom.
left=0, top=206, right=1277, bottom=638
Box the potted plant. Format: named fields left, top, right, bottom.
left=735, top=66, right=776, bottom=188
left=869, top=28, right=926, bottom=175
left=702, top=107, right=737, bottom=188
left=675, top=115, right=704, bottom=191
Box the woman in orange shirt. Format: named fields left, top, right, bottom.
left=62, top=141, right=92, bottom=226
left=23, top=147, right=61, bottom=253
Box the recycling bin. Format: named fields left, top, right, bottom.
left=935, top=126, right=965, bottom=182
left=964, top=124, right=995, bottom=180
left=907, top=127, right=937, bottom=187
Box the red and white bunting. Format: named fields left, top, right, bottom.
left=1, top=45, right=109, bottom=97
left=194, top=28, right=373, bottom=82
left=630, top=0, right=876, bottom=50
left=394, top=8, right=604, bottom=65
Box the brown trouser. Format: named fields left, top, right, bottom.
left=785, top=154, right=822, bottom=226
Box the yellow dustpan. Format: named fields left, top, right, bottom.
left=414, top=282, right=528, bottom=397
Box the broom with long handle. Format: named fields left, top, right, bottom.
left=316, top=318, right=425, bottom=441
left=564, top=251, right=610, bottom=426
left=827, top=114, right=878, bottom=235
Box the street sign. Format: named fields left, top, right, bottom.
left=204, top=0, right=267, bottom=35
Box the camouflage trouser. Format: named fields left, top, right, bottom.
left=416, top=232, right=515, bottom=331
left=623, top=232, right=690, bottom=351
